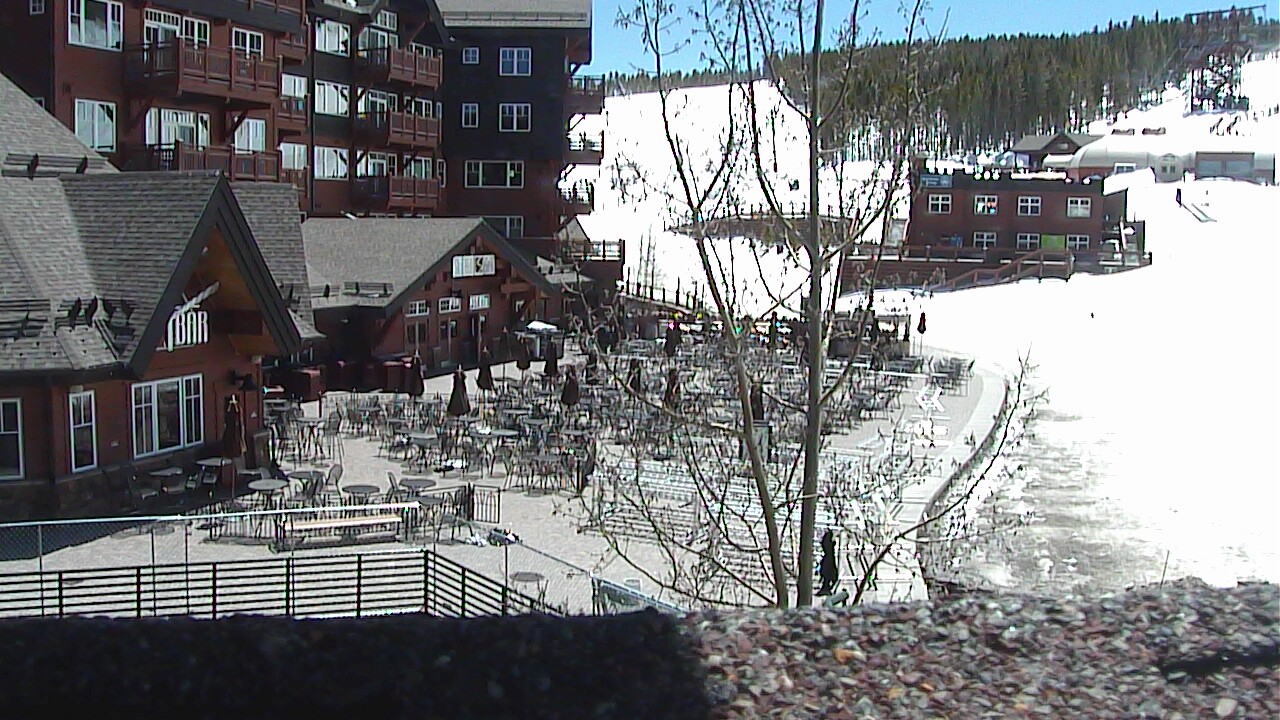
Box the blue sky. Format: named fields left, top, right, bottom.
left=589, top=1, right=1223, bottom=74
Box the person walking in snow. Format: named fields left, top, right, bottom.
left=817, top=529, right=839, bottom=596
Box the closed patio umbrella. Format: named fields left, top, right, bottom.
left=662, top=368, right=680, bottom=408
left=405, top=354, right=425, bottom=398
left=560, top=366, right=581, bottom=408
left=446, top=367, right=471, bottom=417
left=584, top=351, right=599, bottom=385
left=626, top=358, right=643, bottom=398
left=917, top=312, right=927, bottom=336
left=543, top=340, right=560, bottom=378
left=477, top=348, right=495, bottom=392
left=221, top=395, right=246, bottom=497
left=515, top=338, right=532, bottom=372
left=663, top=323, right=682, bottom=358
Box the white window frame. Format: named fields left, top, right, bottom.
left=145, top=108, right=210, bottom=148
left=313, top=146, right=348, bottom=180
left=405, top=299, right=430, bottom=318
left=926, top=193, right=950, bottom=214
left=499, top=47, right=531, bottom=76
left=483, top=215, right=524, bottom=238
left=498, top=102, right=531, bottom=133
left=452, top=254, right=497, bottom=278
left=438, top=297, right=462, bottom=314
left=232, top=28, right=264, bottom=58
left=1113, top=162, right=1137, bottom=174
left=972, top=232, right=997, bottom=249
left=69, top=391, right=97, bottom=473
left=469, top=294, right=491, bottom=311
left=462, top=46, right=480, bottom=64
left=282, top=73, right=307, bottom=99
left=68, top=0, right=124, bottom=51
left=464, top=160, right=524, bottom=189
left=1066, top=197, right=1092, bottom=218
left=1016, top=232, right=1041, bottom=251
left=315, top=19, right=350, bottom=56
left=181, top=17, right=209, bottom=47
left=1017, top=196, right=1041, bottom=217
left=0, top=399, right=22, bottom=480
left=233, top=117, right=266, bottom=153
left=314, top=80, right=349, bottom=117
left=1066, top=234, right=1090, bottom=251
left=74, top=99, right=116, bottom=151
left=358, top=25, right=397, bottom=51
left=279, top=142, right=307, bottom=170
left=131, top=374, right=203, bottom=459
left=405, top=156, right=432, bottom=179
left=30, top=0, right=46, bottom=15
left=374, top=9, right=397, bottom=30
left=973, top=195, right=998, bottom=216
left=437, top=159, right=447, bottom=187
left=461, top=102, right=479, bottom=128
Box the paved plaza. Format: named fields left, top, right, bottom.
left=0, top=349, right=1007, bottom=615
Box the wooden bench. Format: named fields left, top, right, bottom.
left=275, top=513, right=403, bottom=551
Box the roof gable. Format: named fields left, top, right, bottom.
left=0, top=72, right=114, bottom=175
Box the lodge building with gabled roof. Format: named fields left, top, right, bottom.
left=0, top=71, right=313, bottom=520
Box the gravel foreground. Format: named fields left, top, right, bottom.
left=0, top=579, right=1272, bottom=718
left=683, top=579, right=1279, bottom=719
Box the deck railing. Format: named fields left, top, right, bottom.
left=124, top=41, right=279, bottom=104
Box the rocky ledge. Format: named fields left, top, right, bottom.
left=686, top=579, right=1278, bottom=719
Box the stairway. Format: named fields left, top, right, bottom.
left=930, top=249, right=1073, bottom=292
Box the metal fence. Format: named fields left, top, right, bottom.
left=0, top=547, right=558, bottom=620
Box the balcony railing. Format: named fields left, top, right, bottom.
left=561, top=181, right=595, bottom=215
left=124, top=41, right=279, bottom=107
left=566, top=133, right=604, bottom=165
left=354, top=46, right=442, bottom=89
left=351, top=174, right=440, bottom=212
left=117, top=142, right=280, bottom=181
left=277, top=96, right=307, bottom=132
left=566, top=75, right=605, bottom=115
left=353, top=111, right=440, bottom=150
left=278, top=31, right=307, bottom=60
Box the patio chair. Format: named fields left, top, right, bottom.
left=126, top=472, right=159, bottom=513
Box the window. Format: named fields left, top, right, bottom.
left=233, top=118, right=266, bottom=153
left=973, top=195, right=998, bottom=215
left=1113, top=162, right=1137, bottom=174
left=406, top=322, right=429, bottom=347
left=438, top=297, right=462, bottom=314
left=282, top=74, right=307, bottom=99
left=144, top=9, right=180, bottom=44
left=69, top=391, right=97, bottom=472
left=405, top=300, right=430, bottom=317
left=436, top=159, right=447, bottom=187
left=74, top=99, right=115, bottom=151
left=374, top=9, right=397, bottom=30
left=464, top=160, right=523, bottom=189
left=498, top=103, right=531, bottom=132
left=462, top=46, right=479, bottom=64
left=1067, top=234, right=1090, bottom=250
left=972, top=232, right=997, bottom=249
left=0, top=399, right=21, bottom=479
left=181, top=17, right=209, bottom=47
left=927, top=193, right=950, bottom=214
left=483, top=216, right=524, bottom=238
left=30, top=0, right=46, bottom=15
left=357, top=151, right=395, bottom=177
left=1066, top=197, right=1091, bottom=218
left=499, top=47, right=531, bottom=76
left=131, top=375, right=203, bottom=458
left=405, top=156, right=432, bottom=179
left=452, top=254, right=496, bottom=278
left=314, top=81, right=349, bottom=116
left=358, top=26, right=397, bottom=51
left=279, top=142, right=307, bottom=170
left=469, top=294, right=491, bottom=311
left=407, top=97, right=433, bottom=117
left=409, top=42, right=432, bottom=57
left=315, top=19, right=350, bottom=56
left=232, top=28, right=264, bottom=58
left=145, top=108, right=210, bottom=147
left=313, top=146, right=348, bottom=180
left=357, top=88, right=394, bottom=115
left=461, top=102, right=479, bottom=128
left=69, top=0, right=123, bottom=50
left=1017, top=196, right=1041, bottom=216
left=1016, top=233, right=1041, bottom=251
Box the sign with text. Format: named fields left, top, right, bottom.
left=161, top=282, right=219, bottom=352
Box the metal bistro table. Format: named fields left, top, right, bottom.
left=196, top=457, right=234, bottom=495
left=400, top=476, right=437, bottom=494
left=341, top=484, right=380, bottom=504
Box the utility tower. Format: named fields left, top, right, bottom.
left=1180, top=6, right=1267, bottom=112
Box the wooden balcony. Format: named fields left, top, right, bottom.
left=277, top=96, right=307, bottom=134
left=565, top=133, right=603, bottom=165
left=278, top=31, right=307, bottom=62
left=566, top=76, right=605, bottom=116
left=283, top=168, right=308, bottom=210
left=353, top=111, right=440, bottom=150
left=354, top=47, right=441, bottom=90
left=116, top=143, right=280, bottom=181
left=351, top=175, right=440, bottom=213
left=124, top=41, right=279, bottom=108
left=561, top=181, right=594, bottom=217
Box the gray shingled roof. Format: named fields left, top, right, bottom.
left=0, top=72, right=114, bottom=175
left=435, top=0, right=590, bottom=28
left=1010, top=132, right=1103, bottom=153
left=230, top=182, right=322, bottom=340
left=302, top=217, right=557, bottom=313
